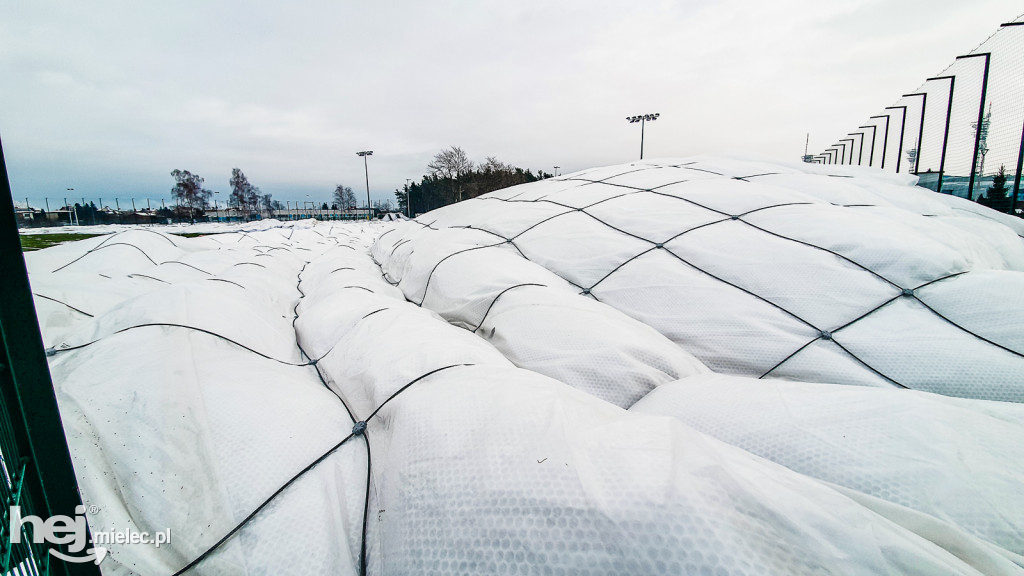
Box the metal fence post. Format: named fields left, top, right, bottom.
left=859, top=125, right=877, bottom=167
left=840, top=138, right=855, bottom=165
left=0, top=136, right=99, bottom=575
left=957, top=52, right=991, bottom=200
left=885, top=106, right=908, bottom=173
left=925, top=76, right=956, bottom=194
left=1013, top=117, right=1024, bottom=215
left=903, top=93, right=928, bottom=174
left=870, top=114, right=891, bottom=169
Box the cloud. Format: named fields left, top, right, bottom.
left=1, top=0, right=1020, bottom=206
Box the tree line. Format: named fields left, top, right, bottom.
left=170, top=168, right=284, bottom=222
left=392, top=146, right=552, bottom=216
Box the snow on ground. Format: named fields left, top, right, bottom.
left=26, top=157, right=1024, bottom=575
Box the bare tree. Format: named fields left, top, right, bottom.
left=245, top=185, right=261, bottom=213
left=171, top=169, right=212, bottom=224
left=333, top=184, right=357, bottom=210
left=229, top=168, right=263, bottom=216
left=428, top=146, right=473, bottom=179
left=428, top=146, right=474, bottom=201
left=480, top=156, right=511, bottom=173
left=229, top=168, right=250, bottom=209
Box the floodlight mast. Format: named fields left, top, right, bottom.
left=405, top=178, right=412, bottom=218
left=626, top=113, right=660, bottom=160
left=357, top=151, right=373, bottom=221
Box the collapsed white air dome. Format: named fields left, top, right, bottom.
left=29, top=156, right=1024, bottom=575
left=375, top=156, right=1024, bottom=403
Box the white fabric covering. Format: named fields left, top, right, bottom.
left=23, top=155, right=1024, bottom=575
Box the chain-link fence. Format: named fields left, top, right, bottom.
left=812, top=15, right=1024, bottom=216
left=13, top=198, right=380, bottom=229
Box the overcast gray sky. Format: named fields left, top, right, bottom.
left=1, top=0, right=1021, bottom=208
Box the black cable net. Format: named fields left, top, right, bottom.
left=375, top=161, right=1024, bottom=403
left=31, top=204, right=1024, bottom=574
left=36, top=227, right=445, bottom=576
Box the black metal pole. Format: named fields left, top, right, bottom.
left=958, top=53, right=991, bottom=201
left=640, top=117, right=645, bottom=160
left=850, top=133, right=865, bottom=165
left=885, top=106, right=908, bottom=173
left=903, top=93, right=928, bottom=174
left=926, top=75, right=956, bottom=194
left=0, top=135, right=98, bottom=576
left=1013, top=117, right=1024, bottom=215
left=859, top=125, right=877, bottom=167
left=840, top=139, right=855, bottom=165
left=871, top=115, right=891, bottom=169
left=363, top=155, right=371, bottom=220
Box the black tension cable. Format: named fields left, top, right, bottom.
left=470, top=283, right=548, bottom=333
left=46, top=323, right=315, bottom=367
left=169, top=432, right=357, bottom=576
left=391, top=164, right=1018, bottom=395
left=31, top=293, right=94, bottom=317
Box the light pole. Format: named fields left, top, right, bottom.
left=65, top=188, right=75, bottom=225
left=357, top=151, right=373, bottom=221
left=626, top=113, right=660, bottom=160
left=405, top=178, right=412, bottom=218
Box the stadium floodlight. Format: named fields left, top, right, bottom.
left=626, top=113, right=660, bottom=160
left=357, top=151, right=373, bottom=221
left=405, top=178, right=412, bottom=218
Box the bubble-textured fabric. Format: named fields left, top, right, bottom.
left=24, top=155, right=1024, bottom=576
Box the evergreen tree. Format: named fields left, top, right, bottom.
left=986, top=165, right=1010, bottom=213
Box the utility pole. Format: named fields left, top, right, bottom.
left=357, top=151, right=373, bottom=221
